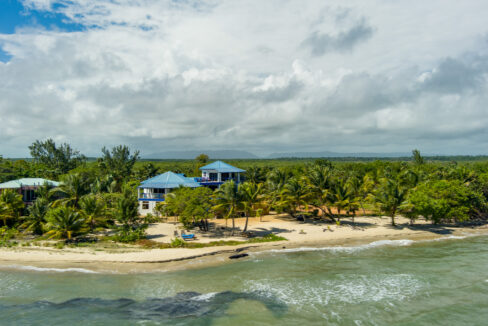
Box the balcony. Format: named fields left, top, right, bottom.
left=138, top=193, right=165, bottom=201
left=195, top=177, right=241, bottom=184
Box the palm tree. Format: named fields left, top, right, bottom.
left=330, top=179, right=351, bottom=220
left=0, top=189, right=24, bottom=226
left=0, top=204, right=12, bottom=228
left=213, top=180, right=241, bottom=235
left=305, top=165, right=335, bottom=222
left=238, top=182, right=263, bottom=232
left=45, top=206, right=86, bottom=239
left=79, top=195, right=106, bottom=232
left=374, top=177, right=409, bottom=226
left=22, top=198, right=49, bottom=235
left=278, top=178, right=310, bottom=218
left=245, top=166, right=265, bottom=184
left=51, top=174, right=90, bottom=208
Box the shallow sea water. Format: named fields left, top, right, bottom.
left=1, top=235, right=487, bottom=325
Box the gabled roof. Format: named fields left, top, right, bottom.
left=0, top=178, right=59, bottom=189
left=199, top=160, right=245, bottom=173
left=139, top=171, right=201, bottom=189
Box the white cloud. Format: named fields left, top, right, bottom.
left=1, top=0, right=488, bottom=157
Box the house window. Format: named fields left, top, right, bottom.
left=142, top=201, right=149, bottom=210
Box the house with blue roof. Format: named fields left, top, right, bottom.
left=138, top=171, right=201, bottom=215
left=138, top=161, right=245, bottom=215
left=197, top=160, right=245, bottom=189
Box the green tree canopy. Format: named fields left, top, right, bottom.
left=99, top=145, right=140, bottom=187
left=29, top=139, right=86, bottom=175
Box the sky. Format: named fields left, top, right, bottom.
left=1, top=0, right=488, bottom=157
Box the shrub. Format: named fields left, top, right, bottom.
left=112, top=228, right=146, bottom=243
left=170, top=237, right=186, bottom=248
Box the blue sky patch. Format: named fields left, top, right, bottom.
left=0, top=0, right=85, bottom=34
left=0, top=47, right=13, bottom=63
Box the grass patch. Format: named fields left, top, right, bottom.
left=136, top=233, right=287, bottom=249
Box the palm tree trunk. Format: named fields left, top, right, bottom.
left=360, top=201, right=366, bottom=215
left=231, top=217, right=235, bottom=235
left=243, top=212, right=249, bottom=232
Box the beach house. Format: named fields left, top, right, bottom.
left=137, top=161, right=245, bottom=215
left=197, top=160, right=245, bottom=189
left=138, top=171, right=201, bottom=215
left=0, top=178, right=59, bottom=206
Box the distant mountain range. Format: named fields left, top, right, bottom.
left=143, top=150, right=259, bottom=159
left=267, top=151, right=410, bottom=158
left=143, top=150, right=412, bottom=159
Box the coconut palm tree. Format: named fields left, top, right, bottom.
left=51, top=174, right=90, bottom=208
left=238, top=182, right=263, bottom=232
left=374, top=177, right=409, bottom=226
left=45, top=206, right=86, bottom=239
left=305, top=165, right=335, bottom=222
left=79, top=195, right=107, bottom=232
left=278, top=178, right=310, bottom=218
left=213, top=180, right=241, bottom=235
left=0, top=189, right=24, bottom=226
left=22, top=198, right=49, bottom=235
left=330, top=179, right=351, bottom=220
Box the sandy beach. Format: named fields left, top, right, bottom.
left=0, top=215, right=487, bottom=273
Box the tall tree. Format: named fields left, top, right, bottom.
left=99, top=145, right=140, bottom=188
left=305, top=165, right=335, bottom=221
left=29, top=139, right=86, bottom=175
left=278, top=178, right=310, bottom=218
left=115, top=184, right=141, bottom=232
left=374, top=177, right=409, bottom=226
left=412, top=149, right=425, bottom=165
left=213, top=180, right=241, bottom=235
left=238, top=182, right=263, bottom=232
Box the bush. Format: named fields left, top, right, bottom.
left=113, top=228, right=146, bottom=243
left=170, top=237, right=186, bottom=248
left=144, top=213, right=159, bottom=224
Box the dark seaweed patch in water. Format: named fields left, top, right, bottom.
left=1, top=291, right=287, bottom=322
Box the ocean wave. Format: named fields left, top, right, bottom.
left=261, top=234, right=477, bottom=255
left=263, top=239, right=415, bottom=254
left=0, top=265, right=98, bottom=274
left=244, top=274, right=424, bottom=308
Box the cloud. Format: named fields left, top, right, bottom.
left=303, top=19, right=374, bottom=56
left=0, top=0, right=488, bottom=157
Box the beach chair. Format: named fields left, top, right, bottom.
left=181, top=233, right=196, bottom=241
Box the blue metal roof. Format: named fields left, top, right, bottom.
left=199, top=161, right=245, bottom=173
left=139, top=171, right=201, bottom=189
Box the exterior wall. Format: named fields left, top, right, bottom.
left=138, top=200, right=160, bottom=216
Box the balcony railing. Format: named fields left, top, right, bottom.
left=139, top=193, right=165, bottom=200
left=196, top=177, right=241, bottom=183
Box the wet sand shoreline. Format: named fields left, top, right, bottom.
left=0, top=216, right=487, bottom=274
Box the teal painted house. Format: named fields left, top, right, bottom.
left=0, top=178, right=59, bottom=205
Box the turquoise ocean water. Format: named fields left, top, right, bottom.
left=1, top=235, right=487, bottom=325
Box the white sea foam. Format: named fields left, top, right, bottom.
left=431, top=235, right=467, bottom=241
left=245, top=273, right=424, bottom=308
left=192, top=292, right=218, bottom=301
left=263, top=239, right=415, bottom=255
left=1, top=265, right=98, bottom=274
left=261, top=234, right=476, bottom=256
